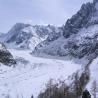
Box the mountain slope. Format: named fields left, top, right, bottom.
left=0, top=23, right=61, bottom=50
left=0, top=0, right=98, bottom=98
left=33, top=0, right=98, bottom=62
left=0, top=49, right=82, bottom=98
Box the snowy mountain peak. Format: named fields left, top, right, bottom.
left=32, top=0, right=98, bottom=61
left=63, top=1, right=94, bottom=38
left=0, top=23, right=61, bottom=50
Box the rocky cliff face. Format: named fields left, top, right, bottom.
left=63, top=2, right=94, bottom=38
left=33, top=0, right=98, bottom=61
left=61, top=0, right=98, bottom=60
left=0, top=43, right=16, bottom=66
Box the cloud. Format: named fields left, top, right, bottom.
left=0, top=0, right=93, bottom=32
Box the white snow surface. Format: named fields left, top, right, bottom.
left=0, top=49, right=82, bottom=98
left=86, top=57, right=98, bottom=98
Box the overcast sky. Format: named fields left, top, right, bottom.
left=0, top=0, right=93, bottom=33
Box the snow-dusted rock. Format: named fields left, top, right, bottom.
left=0, top=23, right=61, bottom=50
left=33, top=0, right=98, bottom=61
left=0, top=43, right=16, bottom=66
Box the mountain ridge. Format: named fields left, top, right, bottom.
left=0, top=1, right=98, bottom=98
left=0, top=23, right=61, bottom=50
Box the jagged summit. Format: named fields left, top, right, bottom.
left=62, top=0, right=98, bottom=38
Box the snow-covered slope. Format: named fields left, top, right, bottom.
left=0, top=0, right=98, bottom=98
left=33, top=24, right=98, bottom=60
left=0, top=49, right=82, bottom=98
left=86, top=57, right=98, bottom=98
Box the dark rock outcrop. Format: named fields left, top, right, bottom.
left=0, top=43, right=16, bottom=66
